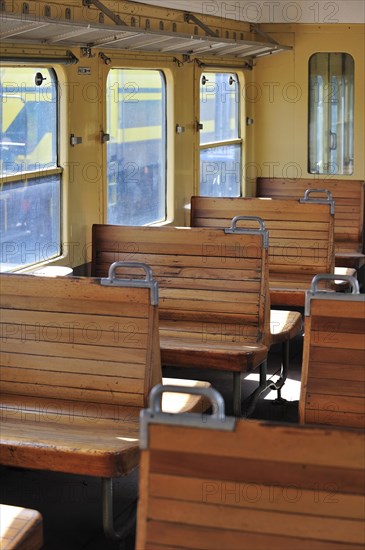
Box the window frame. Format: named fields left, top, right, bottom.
left=198, top=70, right=244, bottom=197
left=308, top=52, right=354, bottom=176
left=105, top=67, right=168, bottom=227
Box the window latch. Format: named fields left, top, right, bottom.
left=101, top=130, right=110, bottom=143
left=196, top=121, right=204, bottom=131
left=330, top=131, right=337, bottom=151
left=70, top=134, right=82, bottom=146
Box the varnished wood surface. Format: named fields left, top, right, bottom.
left=92, top=225, right=271, bottom=373
left=257, top=178, right=365, bottom=268
left=191, top=196, right=335, bottom=307
left=136, top=419, right=365, bottom=549
left=0, top=504, right=43, bottom=550
left=0, top=273, right=211, bottom=479
left=300, top=295, right=365, bottom=429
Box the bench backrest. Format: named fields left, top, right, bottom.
left=257, top=178, right=365, bottom=254
left=191, top=196, right=335, bottom=279
left=300, top=275, right=365, bottom=429
left=92, top=224, right=270, bottom=346
left=0, top=269, right=161, bottom=409
left=137, top=386, right=365, bottom=550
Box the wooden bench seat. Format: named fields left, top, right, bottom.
left=0, top=504, right=43, bottom=550
left=300, top=274, right=365, bottom=429
left=257, top=178, right=365, bottom=270
left=92, top=223, right=276, bottom=416
left=136, top=385, right=365, bottom=550
left=0, top=267, right=210, bottom=541
left=191, top=195, right=336, bottom=307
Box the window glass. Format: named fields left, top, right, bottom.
left=200, top=145, right=241, bottom=197
left=0, top=68, right=57, bottom=174
left=309, top=53, right=354, bottom=175
left=0, top=175, right=61, bottom=271
left=106, top=69, right=166, bottom=225
left=200, top=73, right=239, bottom=145
left=0, top=68, right=60, bottom=272
left=199, top=73, right=241, bottom=196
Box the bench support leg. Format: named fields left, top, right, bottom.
left=275, top=341, right=289, bottom=402
left=233, top=372, right=242, bottom=417
left=243, top=360, right=268, bottom=417
left=101, top=478, right=136, bottom=541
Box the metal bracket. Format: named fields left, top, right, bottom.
left=140, top=385, right=236, bottom=450
left=184, top=12, right=218, bottom=37
left=83, top=0, right=127, bottom=26
left=100, top=261, right=159, bottom=305
left=305, top=274, right=362, bottom=316
left=70, top=134, right=82, bottom=146
left=99, top=52, right=111, bottom=65
left=224, top=216, right=269, bottom=249
left=300, top=188, right=335, bottom=215
left=250, top=23, right=279, bottom=45
left=80, top=46, right=95, bottom=58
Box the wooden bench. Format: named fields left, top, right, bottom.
left=257, top=178, right=365, bottom=270
left=136, top=385, right=365, bottom=550
left=300, top=274, right=365, bottom=429
left=0, top=267, right=210, bottom=541
left=0, top=504, right=43, bottom=550
left=92, top=222, right=281, bottom=417
left=191, top=195, right=336, bottom=307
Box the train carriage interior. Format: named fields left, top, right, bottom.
left=0, top=1, right=364, bottom=549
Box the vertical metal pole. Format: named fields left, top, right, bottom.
left=260, top=360, right=267, bottom=388
left=233, top=372, right=242, bottom=417
left=102, top=478, right=121, bottom=540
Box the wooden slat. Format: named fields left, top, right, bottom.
left=1, top=352, right=146, bottom=379
left=0, top=339, right=147, bottom=364
left=304, top=393, right=364, bottom=415
left=144, top=520, right=363, bottom=550
left=148, top=422, right=364, bottom=470
left=149, top=473, right=365, bottom=519
left=304, top=409, right=365, bottom=429
left=147, top=497, right=363, bottom=545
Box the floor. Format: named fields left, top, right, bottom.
left=1, top=333, right=303, bottom=550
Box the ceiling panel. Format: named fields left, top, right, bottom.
left=133, top=0, right=365, bottom=24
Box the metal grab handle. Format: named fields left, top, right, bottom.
left=302, top=188, right=333, bottom=202
left=107, top=261, right=153, bottom=282
left=224, top=216, right=269, bottom=248
left=149, top=384, right=226, bottom=421
left=101, top=261, right=158, bottom=304
left=228, top=215, right=266, bottom=232
left=300, top=189, right=335, bottom=214
left=311, top=274, right=360, bottom=294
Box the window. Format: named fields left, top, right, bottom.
left=199, top=72, right=242, bottom=196
left=309, top=53, right=354, bottom=175
left=106, top=69, right=166, bottom=225
left=0, top=67, right=61, bottom=271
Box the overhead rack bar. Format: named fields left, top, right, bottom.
left=184, top=12, right=218, bottom=38
left=82, top=0, right=127, bottom=26
left=0, top=12, right=291, bottom=60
